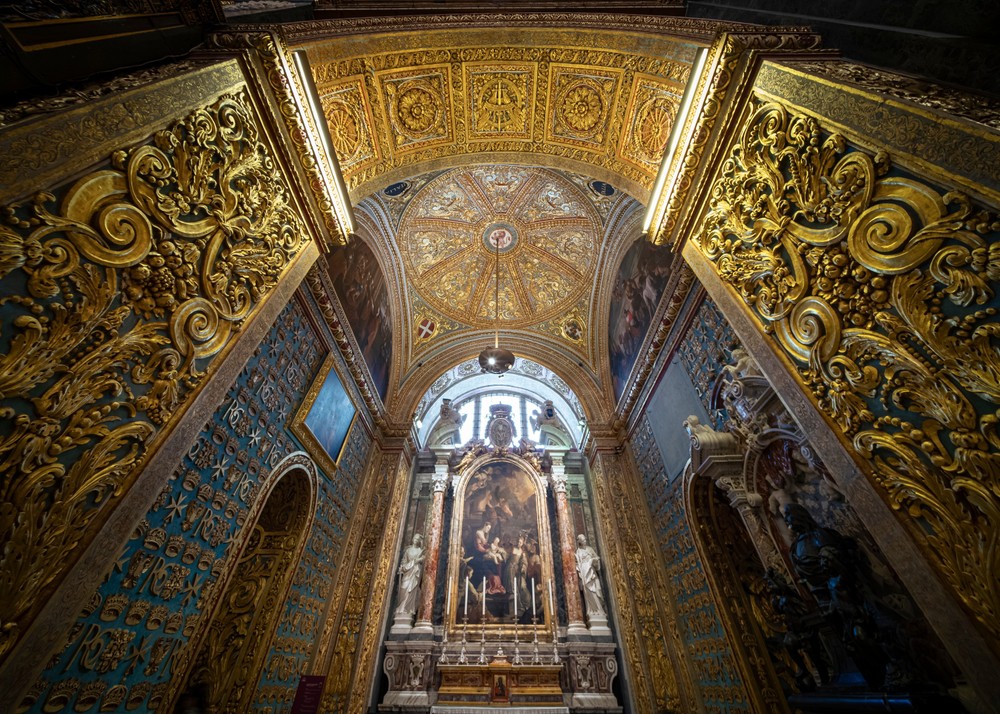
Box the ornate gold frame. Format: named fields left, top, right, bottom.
left=446, top=452, right=556, bottom=636
left=291, top=354, right=358, bottom=475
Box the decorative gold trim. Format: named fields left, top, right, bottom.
left=291, top=354, right=358, bottom=475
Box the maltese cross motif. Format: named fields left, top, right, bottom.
left=417, top=318, right=436, bottom=339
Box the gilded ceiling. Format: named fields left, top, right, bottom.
left=298, top=23, right=700, bottom=419
left=398, top=165, right=599, bottom=330
left=300, top=26, right=699, bottom=200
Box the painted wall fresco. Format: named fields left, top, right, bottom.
left=21, top=297, right=370, bottom=713
left=632, top=416, right=749, bottom=713
left=327, top=238, right=392, bottom=401
left=609, top=238, right=674, bottom=401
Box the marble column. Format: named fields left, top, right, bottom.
left=412, top=463, right=449, bottom=634
left=551, top=458, right=588, bottom=637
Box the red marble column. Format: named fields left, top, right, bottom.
left=551, top=460, right=587, bottom=635
left=413, top=463, right=449, bottom=633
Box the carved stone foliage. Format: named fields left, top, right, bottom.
left=0, top=91, right=310, bottom=665
left=694, top=99, right=1000, bottom=650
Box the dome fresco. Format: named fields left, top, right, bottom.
left=397, top=165, right=601, bottom=329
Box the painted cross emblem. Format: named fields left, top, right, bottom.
left=417, top=318, right=436, bottom=339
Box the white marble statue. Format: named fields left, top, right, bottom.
left=575, top=534, right=607, bottom=618
left=394, top=534, right=425, bottom=619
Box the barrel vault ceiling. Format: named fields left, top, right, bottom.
left=297, top=23, right=702, bottom=419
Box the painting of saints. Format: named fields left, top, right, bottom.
left=459, top=459, right=542, bottom=623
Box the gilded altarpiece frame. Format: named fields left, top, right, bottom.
left=447, top=454, right=556, bottom=634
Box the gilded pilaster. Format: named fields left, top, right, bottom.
left=317, top=441, right=412, bottom=712
left=588, top=447, right=697, bottom=712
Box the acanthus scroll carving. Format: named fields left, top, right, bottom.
left=694, top=98, right=1000, bottom=648
left=0, top=90, right=309, bottom=663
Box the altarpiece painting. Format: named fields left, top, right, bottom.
left=448, top=457, right=554, bottom=629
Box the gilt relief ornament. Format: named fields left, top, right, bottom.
left=0, top=90, right=309, bottom=663
left=695, top=98, right=1000, bottom=647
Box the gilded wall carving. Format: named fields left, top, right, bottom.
left=207, top=31, right=352, bottom=246
left=0, top=90, right=310, bottom=667
left=693, top=98, right=1000, bottom=650
left=676, top=296, right=740, bottom=429
left=21, top=301, right=330, bottom=713
left=186, top=473, right=311, bottom=712
left=589, top=453, right=686, bottom=713
left=631, top=418, right=751, bottom=712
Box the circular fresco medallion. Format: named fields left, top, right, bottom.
left=482, top=223, right=518, bottom=253
left=397, top=166, right=600, bottom=328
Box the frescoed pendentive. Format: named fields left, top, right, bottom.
left=608, top=238, right=674, bottom=402
left=327, top=238, right=392, bottom=400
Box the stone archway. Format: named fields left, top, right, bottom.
left=170, top=453, right=318, bottom=712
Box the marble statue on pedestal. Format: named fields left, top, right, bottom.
left=575, top=534, right=607, bottom=619
left=391, top=534, right=425, bottom=633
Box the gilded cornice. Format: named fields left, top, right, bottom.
left=0, top=61, right=243, bottom=203
left=755, top=61, right=1000, bottom=206
left=281, top=14, right=808, bottom=44
left=204, top=30, right=353, bottom=248
left=785, top=59, right=1000, bottom=132
left=646, top=31, right=827, bottom=249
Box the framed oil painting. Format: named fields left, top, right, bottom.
left=291, top=354, right=357, bottom=475
left=448, top=457, right=554, bottom=629
left=326, top=237, right=392, bottom=402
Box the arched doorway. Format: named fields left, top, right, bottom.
left=171, top=453, right=318, bottom=712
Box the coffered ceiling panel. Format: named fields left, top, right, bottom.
left=302, top=26, right=699, bottom=198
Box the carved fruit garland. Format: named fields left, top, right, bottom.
left=0, top=91, right=308, bottom=662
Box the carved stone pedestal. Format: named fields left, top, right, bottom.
left=391, top=612, right=415, bottom=636
left=382, top=641, right=435, bottom=710
left=565, top=642, right=620, bottom=712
